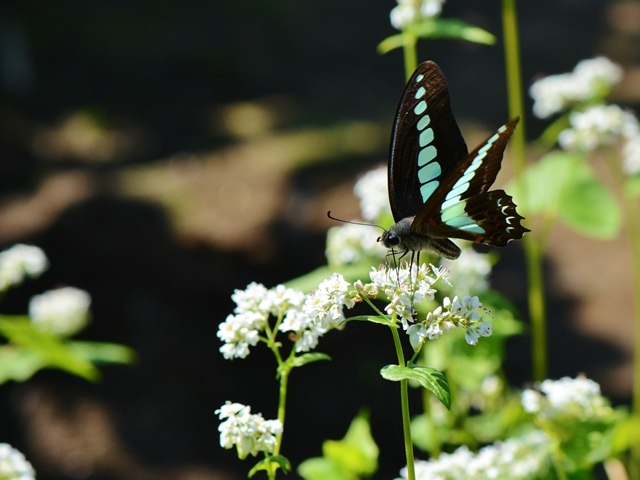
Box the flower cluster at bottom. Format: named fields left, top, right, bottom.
left=0, top=443, right=36, bottom=480
left=396, top=431, right=551, bottom=480
left=216, top=402, right=283, bottom=459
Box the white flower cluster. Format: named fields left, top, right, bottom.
left=216, top=402, right=283, bottom=460
left=530, top=57, right=622, bottom=119
left=521, top=375, right=612, bottom=421
left=0, top=443, right=36, bottom=480
left=440, top=247, right=492, bottom=295
left=558, top=104, right=639, bottom=152
left=390, top=0, right=447, bottom=30
left=325, top=223, right=387, bottom=266
left=353, top=166, right=391, bottom=223
left=29, top=286, right=91, bottom=337
left=303, top=274, right=355, bottom=330
left=356, top=263, right=491, bottom=346
left=0, top=244, right=48, bottom=292
left=397, top=431, right=550, bottom=480
left=218, top=277, right=355, bottom=359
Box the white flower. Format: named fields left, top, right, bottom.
left=216, top=402, right=282, bottom=460
left=622, top=135, right=640, bottom=175
left=558, top=104, right=639, bottom=151
left=304, top=274, right=355, bottom=330
left=396, top=431, right=550, bottom=480
left=29, top=286, right=91, bottom=337
left=390, top=0, right=446, bottom=30
left=325, top=223, right=387, bottom=266
left=0, top=443, right=36, bottom=480
left=0, top=244, right=48, bottom=291
left=353, top=166, right=391, bottom=222
left=530, top=57, right=623, bottom=118
left=521, top=375, right=611, bottom=421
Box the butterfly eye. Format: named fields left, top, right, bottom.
left=385, top=234, right=400, bottom=246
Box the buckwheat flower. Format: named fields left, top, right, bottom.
left=530, top=57, right=623, bottom=119
left=396, top=431, right=550, bottom=480
left=572, top=57, right=623, bottom=96
left=29, top=286, right=91, bottom=337
left=218, top=282, right=272, bottom=359
left=326, top=223, right=387, bottom=266
left=304, top=273, right=356, bottom=330
left=0, top=443, right=36, bottom=480
left=622, top=135, right=640, bottom=175
left=558, top=104, right=640, bottom=151
left=231, top=282, right=268, bottom=314
left=216, top=401, right=282, bottom=460
left=390, top=0, right=446, bottom=30
left=353, top=166, right=391, bottom=222
left=521, top=375, right=612, bottom=421
left=0, top=244, right=49, bottom=291
left=260, top=284, right=305, bottom=317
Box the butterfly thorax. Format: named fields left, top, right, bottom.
left=380, top=217, right=461, bottom=260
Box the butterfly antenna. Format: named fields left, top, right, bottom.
left=326, top=211, right=386, bottom=232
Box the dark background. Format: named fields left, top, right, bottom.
left=1, top=1, right=639, bottom=479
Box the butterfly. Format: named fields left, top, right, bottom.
left=379, top=61, right=529, bottom=260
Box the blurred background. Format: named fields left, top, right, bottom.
left=1, top=1, right=639, bottom=479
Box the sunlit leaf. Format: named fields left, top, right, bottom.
left=249, top=455, right=291, bottom=478
left=380, top=364, right=450, bottom=409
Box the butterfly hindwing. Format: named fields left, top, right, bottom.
left=410, top=118, right=528, bottom=246
left=388, top=61, right=468, bottom=223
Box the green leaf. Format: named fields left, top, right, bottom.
left=298, top=411, right=378, bottom=480
left=345, top=315, right=397, bottom=328
left=560, top=172, right=621, bottom=238
left=67, top=341, right=136, bottom=365
left=0, top=346, right=47, bottom=384
left=380, top=364, right=450, bottom=409
left=289, top=352, right=331, bottom=368
left=624, top=173, right=640, bottom=198
left=298, top=458, right=356, bottom=480
left=248, top=455, right=291, bottom=478
left=510, top=151, right=621, bottom=238
left=284, top=264, right=371, bottom=294
left=378, top=18, right=495, bottom=54
left=0, top=316, right=100, bottom=381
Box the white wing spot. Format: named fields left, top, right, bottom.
left=420, top=180, right=439, bottom=201
left=418, top=161, right=441, bottom=184
left=417, top=115, right=431, bottom=131
left=419, top=127, right=434, bottom=147
left=414, top=100, right=427, bottom=115
left=418, top=145, right=437, bottom=166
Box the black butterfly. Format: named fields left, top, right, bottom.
left=379, top=61, right=529, bottom=260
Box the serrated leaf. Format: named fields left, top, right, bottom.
left=380, top=364, right=450, bottom=409
left=289, top=352, right=331, bottom=368
left=248, top=455, right=291, bottom=477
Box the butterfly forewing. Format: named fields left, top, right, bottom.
left=388, top=61, right=468, bottom=223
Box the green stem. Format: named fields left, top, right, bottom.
left=606, top=151, right=640, bottom=479
left=402, top=31, right=418, bottom=81
left=501, top=0, right=548, bottom=381
left=390, top=325, right=415, bottom=480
